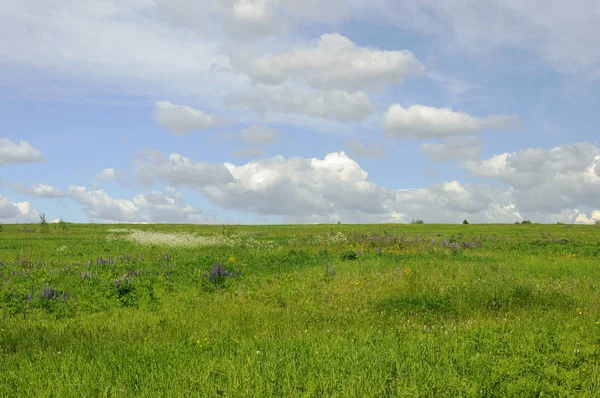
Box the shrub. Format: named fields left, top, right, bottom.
left=115, top=277, right=137, bottom=307
left=340, top=250, right=358, bottom=260
left=0, top=222, right=3, bottom=232
left=411, top=219, right=424, bottom=225
left=39, top=213, right=49, bottom=233
left=463, top=219, right=469, bottom=225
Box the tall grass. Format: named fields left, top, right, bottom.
left=1, top=223, right=600, bottom=396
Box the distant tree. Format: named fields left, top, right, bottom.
left=39, top=213, right=49, bottom=232
left=0, top=222, right=3, bottom=232
left=463, top=219, right=469, bottom=225
left=521, top=220, right=532, bottom=225
left=411, top=219, right=424, bottom=224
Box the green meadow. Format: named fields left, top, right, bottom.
left=1, top=223, right=600, bottom=396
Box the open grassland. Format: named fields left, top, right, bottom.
left=1, top=223, right=600, bottom=396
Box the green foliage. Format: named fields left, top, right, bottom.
left=411, top=219, right=424, bottom=224
left=339, top=249, right=358, bottom=260
left=462, top=219, right=469, bottom=224
left=1, top=223, right=600, bottom=395
left=0, top=221, right=3, bottom=232
left=39, top=213, right=49, bottom=233
left=56, top=218, right=69, bottom=233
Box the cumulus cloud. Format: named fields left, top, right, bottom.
left=241, top=125, right=281, bottom=145
left=155, top=101, right=220, bottom=135
left=135, top=150, right=234, bottom=188
left=383, top=105, right=520, bottom=139
left=226, top=86, right=373, bottom=121
left=463, top=142, right=600, bottom=214
left=93, top=168, right=130, bottom=187
left=220, top=0, right=285, bottom=36
left=0, top=138, right=44, bottom=165
left=231, top=33, right=425, bottom=91
left=200, top=152, right=395, bottom=217
left=132, top=191, right=206, bottom=223
left=394, top=182, right=522, bottom=223
left=68, top=186, right=209, bottom=223
left=0, top=193, right=40, bottom=223
left=345, top=138, right=387, bottom=159
left=13, top=184, right=66, bottom=198
left=132, top=148, right=600, bottom=223
left=420, top=136, right=483, bottom=162
left=133, top=150, right=522, bottom=222
left=69, top=186, right=139, bottom=223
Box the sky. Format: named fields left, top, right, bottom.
left=1, top=0, right=600, bottom=225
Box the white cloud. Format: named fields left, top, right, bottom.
left=94, top=168, right=130, bottom=187
left=155, top=101, right=220, bottom=135
left=132, top=190, right=206, bottom=223
left=394, top=182, right=522, bottom=224
left=420, top=136, right=483, bottom=162
left=234, top=146, right=265, bottom=158
left=201, top=152, right=395, bottom=217
left=463, top=142, right=600, bottom=214
left=381, top=0, right=600, bottom=78
left=0, top=1, right=239, bottom=101
left=13, top=184, right=66, bottom=198
left=69, top=186, right=140, bottom=222
left=220, top=0, right=285, bottom=36
left=241, top=125, right=281, bottom=145
left=345, top=138, right=387, bottom=159
left=231, top=33, right=425, bottom=91
left=384, top=105, right=520, bottom=139
left=0, top=138, right=44, bottom=165
left=0, top=193, right=40, bottom=223
left=135, top=150, right=234, bottom=188
left=226, top=86, right=373, bottom=121
left=68, top=186, right=209, bottom=223
left=133, top=148, right=600, bottom=223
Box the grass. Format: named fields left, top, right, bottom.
left=1, top=223, right=600, bottom=396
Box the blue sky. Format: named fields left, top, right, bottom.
left=1, top=0, right=599, bottom=224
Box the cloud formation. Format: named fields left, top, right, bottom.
left=0, top=139, right=44, bottom=165
left=420, top=136, right=483, bottom=162
left=227, top=87, right=373, bottom=121
left=155, top=101, right=220, bottom=135
left=0, top=193, right=40, bottom=223
left=384, top=105, right=520, bottom=139
left=232, top=33, right=425, bottom=91
left=13, top=184, right=66, bottom=198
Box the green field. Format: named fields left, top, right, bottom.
left=1, top=223, right=600, bottom=396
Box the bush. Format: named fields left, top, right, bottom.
left=463, top=219, right=469, bottom=225
left=39, top=213, right=49, bottom=233
left=411, top=220, right=424, bottom=225
left=340, top=250, right=358, bottom=260
left=0, top=222, right=3, bottom=232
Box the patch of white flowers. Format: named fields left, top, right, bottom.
left=314, top=232, right=348, bottom=244
left=246, top=237, right=277, bottom=249
left=124, top=230, right=242, bottom=247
